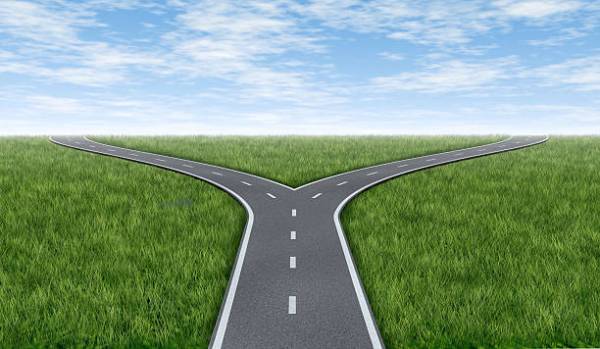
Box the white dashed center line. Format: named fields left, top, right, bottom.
left=211, top=171, right=223, bottom=176
left=455, top=152, right=464, bottom=156
left=183, top=164, right=194, bottom=168
left=288, top=296, right=296, bottom=315
left=477, top=149, right=486, bottom=152
left=289, top=256, right=296, bottom=269
left=266, top=193, right=277, bottom=199
left=292, top=209, right=297, bottom=217
left=155, top=158, right=165, bottom=162
left=241, top=181, right=252, bottom=186
left=108, top=149, right=116, bottom=152
left=426, top=158, right=436, bottom=162
left=89, top=145, right=95, bottom=148
left=311, top=193, right=322, bottom=199
left=337, top=181, right=348, bottom=186
left=366, top=171, right=378, bottom=176
left=290, top=231, right=296, bottom=240
left=130, top=153, right=138, bottom=157
left=397, top=164, right=408, bottom=168
left=74, top=142, right=81, bottom=145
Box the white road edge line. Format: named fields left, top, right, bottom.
left=291, top=209, right=296, bottom=217
left=288, top=296, right=296, bottom=315
left=312, top=193, right=322, bottom=199
left=241, top=181, right=252, bottom=186
left=290, top=256, right=296, bottom=269
left=337, top=181, right=348, bottom=186
left=334, top=202, right=384, bottom=348
left=366, top=171, right=378, bottom=176
left=290, top=231, right=296, bottom=240
left=266, top=193, right=277, bottom=199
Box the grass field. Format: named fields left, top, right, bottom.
left=2, top=136, right=599, bottom=348
left=0, top=138, right=245, bottom=348
left=342, top=137, right=600, bottom=348
left=1, top=136, right=493, bottom=348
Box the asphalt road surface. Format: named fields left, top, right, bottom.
left=50, top=135, right=548, bottom=349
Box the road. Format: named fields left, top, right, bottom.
left=50, top=135, right=548, bottom=349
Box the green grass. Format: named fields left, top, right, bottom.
left=3, top=136, right=599, bottom=348
left=0, top=138, right=245, bottom=348
left=343, top=137, right=600, bottom=348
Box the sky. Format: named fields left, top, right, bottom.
left=1, top=0, right=599, bottom=135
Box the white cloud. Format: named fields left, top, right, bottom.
left=162, top=0, right=342, bottom=106
left=378, top=52, right=405, bottom=61
left=0, top=0, right=166, bottom=87
left=528, top=27, right=585, bottom=46
left=495, top=0, right=582, bottom=18
left=371, top=59, right=515, bottom=93
left=528, top=55, right=600, bottom=91
left=27, top=95, right=86, bottom=114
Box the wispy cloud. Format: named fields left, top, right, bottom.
left=371, top=58, right=517, bottom=93
left=0, top=0, right=165, bottom=87
left=494, top=0, right=582, bottom=18
left=162, top=1, right=342, bottom=105
left=1, top=0, right=599, bottom=134
left=528, top=55, right=600, bottom=91
left=378, top=52, right=405, bottom=61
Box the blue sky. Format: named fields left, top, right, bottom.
left=1, top=0, right=599, bottom=135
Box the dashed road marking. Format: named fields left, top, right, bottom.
left=366, top=171, right=378, bottom=176
left=108, top=149, right=116, bottom=152
left=288, top=296, right=296, bottom=315
left=312, top=193, right=322, bottom=199
left=241, top=181, right=252, bottom=186
left=292, top=209, right=296, bottom=217
left=290, top=256, right=296, bottom=269
left=89, top=145, right=96, bottom=148
left=212, top=171, right=223, bottom=176
left=155, top=158, right=166, bottom=162
left=183, top=164, right=194, bottom=168
left=266, top=193, right=277, bottom=199
left=397, top=164, right=408, bottom=168
left=456, top=152, right=464, bottom=156
left=290, top=231, right=296, bottom=240
left=130, top=153, right=139, bottom=157
left=477, top=149, right=486, bottom=152
left=337, top=181, right=348, bottom=186
left=426, top=158, right=436, bottom=162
